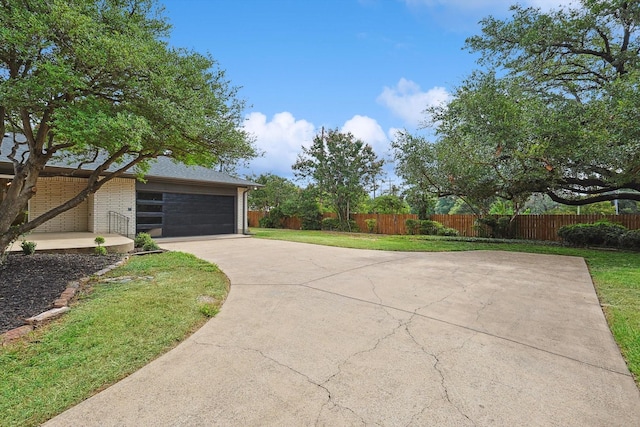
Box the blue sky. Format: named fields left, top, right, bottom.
left=160, top=0, right=573, bottom=182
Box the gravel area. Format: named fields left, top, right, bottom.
left=0, top=253, right=123, bottom=333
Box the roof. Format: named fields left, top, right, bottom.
left=1, top=133, right=260, bottom=188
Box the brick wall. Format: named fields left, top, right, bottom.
left=89, top=177, right=136, bottom=236
left=30, top=177, right=88, bottom=232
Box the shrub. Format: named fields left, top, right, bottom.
left=619, top=229, right=640, bottom=250
left=94, top=236, right=107, bottom=255
left=364, top=218, right=377, bottom=233
left=21, top=240, right=36, bottom=255
left=301, top=213, right=322, bottom=230
left=321, top=217, right=359, bottom=232
left=419, top=220, right=443, bottom=235
left=405, top=219, right=420, bottom=235
left=437, top=227, right=459, bottom=237
left=258, top=207, right=285, bottom=229
left=558, top=221, right=627, bottom=247
left=134, top=232, right=159, bottom=251
left=321, top=217, right=341, bottom=231
left=475, top=216, right=513, bottom=238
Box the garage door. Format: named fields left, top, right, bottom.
left=136, top=192, right=235, bottom=237
left=163, top=193, right=235, bottom=237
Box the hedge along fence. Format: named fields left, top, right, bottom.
left=250, top=211, right=640, bottom=241
left=351, top=214, right=418, bottom=235
left=248, top=211, right=418, bottom=234
left=431, top=214, right=640, bottom=241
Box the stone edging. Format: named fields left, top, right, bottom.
left=1, top=256, right=129, bottom=345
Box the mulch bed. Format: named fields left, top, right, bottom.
left=0, top=253, right=123, bottom=334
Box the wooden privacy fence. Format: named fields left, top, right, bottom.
left=431, top=214, right=640, bottom=241
left=249, top=211, right=640, bottom=242
left=248, top=211, right=418, bottom=235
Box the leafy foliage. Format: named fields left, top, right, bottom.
left=247, top=174, right=299, bottom=213
left=20, top=240, right=36, bottom=255
left=293, top=129, right=383, bottom=231
left=134, top=232, right=159, bottom=251
left=364, top=218, right=377, bottom=233
left=404, top=219, right=458, bottom=237
left=394, top=1, right=640, bottom=212
left=258, top=206, right=286, bottom=229
left=475, top=216, right=514, bottom=239
left=368, top=194, right=411, bottom=214
left=558, top=221, right=628, bottom=247
left=0, top=0, right=255, bottom=254
left=619, top=230, right=640, bottom=250
left=321, top=217, right=359, bottom=232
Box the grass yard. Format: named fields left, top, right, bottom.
left=0, top=251, right=228, bottom=427
left=253, top=228, right=640, bottom=386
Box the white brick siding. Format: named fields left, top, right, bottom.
left=29, top=176, right=136, bottom=235
left=89, top=178, right=136, bottom=236
left=30, top=177, right=88, bottom=232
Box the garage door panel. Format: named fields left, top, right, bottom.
left=163, top=193, right=235, bottom=237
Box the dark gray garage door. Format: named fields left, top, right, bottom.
left=163, top=193, right=235, bottom=237
left=136, top=192, right=235, bottom=237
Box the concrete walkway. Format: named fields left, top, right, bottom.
left=45, top=238, right=640, bottom=426
left=6, top=232, right=133, bottom=253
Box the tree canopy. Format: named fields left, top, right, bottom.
left=0, top=0, right=255, bottom=253
left=246, top=173, right=299, bottom=213
left=292, top=129, right=383, bottom=229
left=394, top=1, right=640, bottom=211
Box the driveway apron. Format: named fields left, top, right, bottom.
left=45, top=238, right=640, bottom=426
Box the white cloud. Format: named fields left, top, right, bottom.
left=242, top=111, right=315, bottom=178
left=341, top=115, right=389, bottom=157
left=377, top=78, right=451, bottom=127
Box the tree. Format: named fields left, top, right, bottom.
left=395, top=1, right=640, bottom=210
left=292, top=129, right=383, bottom=230
left=246, top=174, right=299, bottom=213
left=368, top=194, right=411, bottom=214
left=0, top=0, right=255, bottom=254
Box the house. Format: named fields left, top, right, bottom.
left=0, top=134, right=259, bottom=238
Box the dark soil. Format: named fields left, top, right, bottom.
left=0, top=253, right=123, bottom=334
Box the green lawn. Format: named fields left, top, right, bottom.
left=0, top=251, right=228, bottom=427
left=253, top=228, right=640, bottom=386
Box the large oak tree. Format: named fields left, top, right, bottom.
left=395, top=0, right=640, bottom=210
left=0, top=0, right=255, bottom=254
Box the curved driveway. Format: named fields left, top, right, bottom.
left=46, top=238, right=640, bottom=426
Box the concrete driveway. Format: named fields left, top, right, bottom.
left=46, top=238, right=640, bottom=426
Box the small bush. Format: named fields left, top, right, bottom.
left=558, top=221, right=627, bottom=247
left=301, top=212, right=323, bottom=230
left=475, top=216, right=513, bottom=238
left=321, top=217, right=359, bottom=232
left=21, top=240, right=36, bottom=255
left=364, top=218, right=377, bottom=233
left=405, top=219, right=420, bottom=235
left=619, top=229, right=640, bottom=250
left=134, top=232, right=159, bottom=251
left=419, top=220, right=443, bottom=235
left=437, top=227, right=459, bottom=237
left=321, top=217, right=341, bottom=231
left=94, top=246, right=108, bottom=256
left=258, top=207, right=286, bottom=229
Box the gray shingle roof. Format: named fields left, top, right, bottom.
left=1, top=133, right=260, bottom=187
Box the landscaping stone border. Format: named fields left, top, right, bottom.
left=1, top=257, right=129, bottom=345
